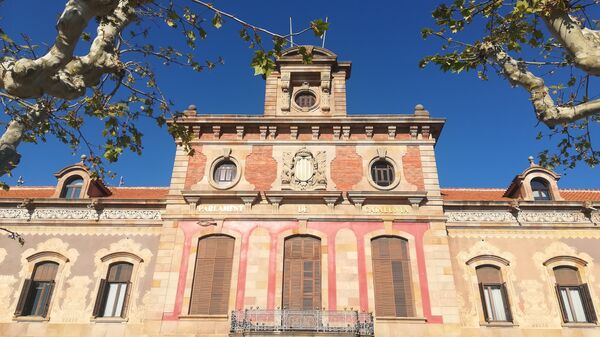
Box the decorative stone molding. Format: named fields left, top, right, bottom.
left=311, top=126, right=320, bottom=140
left=268, top=126, right=277, bottom=140
left=447, top=211, right=515, bottom=223
left=212, top=125, right=221, bottom=139
left=31, top=208, right=98, bottom=220
left=281, top=148, right=327, bottom=191
left=0, top=208, right=30, bottom=219
left=236, top=126, right=245, bottom=140
left=342, top=126, right=351, bottom=140
left=99, top=209, right=162, bottom=220
left=259, top=125, right=268, bottom=140
left=447, top=210, right=592, bottom=224
left=387, top=126, right=396, bottom=140
left=289, top=126, right=298, bottom=140
left=333, top=126, right=341, bottom=140
left=517, top=210, right=588, bottom=223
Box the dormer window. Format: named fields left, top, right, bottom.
left=531, top=178, right=551, bottom=201
left=61, top=176, right=83, bottom=199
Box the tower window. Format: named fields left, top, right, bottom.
left=213, top=160, right=237, bottom=185
left=531, top=178, right=551, bottom=201
left=61, top=176, right=83, bottom=199
left=371, top=160, right=395, bottom=187
left=295, top=91, right=317, bottom=108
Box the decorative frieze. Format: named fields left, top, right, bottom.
left=32, top=208, right=98, bottom=220
left=0, top=207, right=161, bottom=221
left=517, top=210, right=589, bottom=224
left=447, top=210, right=593, bottom=224
left=0, top=208, right=30, bottom=219
left=447, top=211, right=515, bottom=223
left=99, top=209, right=162, bottom=220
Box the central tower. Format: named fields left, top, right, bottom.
left=264, top=46, right=351, bottom=117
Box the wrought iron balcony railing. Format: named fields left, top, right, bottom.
left=230, top=309, right=374, bottom=336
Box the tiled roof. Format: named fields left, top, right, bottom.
left=441, top=188, right=600, bottom=202
left=0, top=187, right=168, bottom=199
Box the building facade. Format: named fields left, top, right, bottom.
left=0, top=47, right=599, bottom=337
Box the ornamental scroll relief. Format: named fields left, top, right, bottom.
left=281, top=147, right=327, bottom=191
left=0, top=208, right=162, bottom=221
left=447, top=210, right=594, bottom=224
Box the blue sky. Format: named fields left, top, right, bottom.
left=1, top=0, right=598, bottom=189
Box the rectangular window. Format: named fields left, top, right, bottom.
left=558, top=286, right=590, bottom=323
left=481, top=284, right=509, bottom=321
left=102, top=283, right=128, bottom=317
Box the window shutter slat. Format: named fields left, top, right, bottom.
left=478, top=283, right=489, bottom=322
left=555, top=285, right=568, bottom=323
left=500, top=282, right=513, bottom=322
left=92, top=279, right=107, bottom=317
left=190, top=236, right=234, bottom=315
left=14, top=279, right=32, bottom=316
left=40, top=281, right=55, bottom=318
left=580, top=284, right=597, bottom=323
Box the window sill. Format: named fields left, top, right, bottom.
left=91, top=317, right=128, bottom=323
left=562, top=322, right=598, bottom=328
left=179, top=314, right=229, bottom=320
left=480, top=321, right=517, bottom=328
left=13, top=316, right=49, bottom=322
left=374, top=316, right=427, bottom=323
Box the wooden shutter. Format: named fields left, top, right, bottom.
left=33, top=262, right=58, bottom=282
left=478, top=283, right=489, bottom=322
left=121, top=281, right=132, bottom=318
left=189, top=236, right=234, bottom=315
left=14, top=279, right=32, bottom=316
left=555, top=285, right=568, bottom=322
left=40, top=281, right=55, bottom=318
left=500, top=283, right=513, bottom=322
left=580, top=284, right=597, bottom=323
left=282, top=236, right=321, bottom=310
left=92, top=279, right=107, bottom=317
left=371, top=237, right=414, bottom=317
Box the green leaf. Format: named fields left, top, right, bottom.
left=310, top=19, right=329, bottom=37
left=212, top=13, right=222, bottom=29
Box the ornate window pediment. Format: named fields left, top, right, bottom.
left=281, top=147, right=327, bottom=191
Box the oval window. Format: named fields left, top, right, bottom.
left=295, top=91, right=316, bottom=108
left=213, top=160, right=237, bottom=186
left=371, top=160, right=395, bottom=187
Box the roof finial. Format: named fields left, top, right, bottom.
left=16, top=176, right=24, bottom=186
left=528, top=155, right=535, bottom=166
left=80, top=154, right=87, bottom=163
left=119, top=176, right=125, bottom=187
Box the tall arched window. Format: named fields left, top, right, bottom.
left=282, top=236, right=321, bottom=310
left=14, top=261, right=59, bottom=317
left=189, top=235, right=235, bottom=315
left=554, top=266, right=596, bottom=323
left=61, top=176, right=84, bottom=199
left=476, top=265, right=512, bottom=322
left=531, top=178, right=551, bottom=201
left=371, top=237, right=414, bottom=317
left=93, top=262, right=133, bottom=318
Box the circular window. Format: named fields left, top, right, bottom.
left=295, top=91, right=317, bottom=109
left=213, top=160, right=237, bottom=186
left=371, top=160, right=395, bottom=187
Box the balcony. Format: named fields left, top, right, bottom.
left=230, top=309, right=374, bottom=336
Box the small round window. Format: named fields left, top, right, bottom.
left=295, top=91, right=316, bottom=108
left=213, top=160, right=237, bottom=186
left=371, top=160, right=395, bottom=187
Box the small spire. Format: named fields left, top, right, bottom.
left=414, top=104, right=429, bottom=116
left=80, top=154, right=87, bottom=163
left=16, top=176, right=24, bottom=186
left=528, top=155, right=536, bottom=166
left=184, top=104, right=197, bottom=117
left=119, top=176, right=125, bottom=187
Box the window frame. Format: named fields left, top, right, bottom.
left=282, top=235, right=322, bottom=311
left=60, top=175, right=84, bottom=199
left=208, top=156, right=242, bottom=190
left=367, top=156, right=400, bottom=190
left=543, top=256, right=597, bottom=326
left=552, top=266, right=597, bottom=324
left=292, top=89, right=319, bottom=112
left=93, top=262, right=134, bottom=319
left=531, top=178, right=552, bottom=201
left=475, top=265, right=513, bottom=323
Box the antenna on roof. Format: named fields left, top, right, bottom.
left=321, top=17, right=328, bottom=48
left=16, top=176, right=24, bottom=186
left=119, top=176, right=125, bottom=187
left=289, top=17, right=294, bottom=47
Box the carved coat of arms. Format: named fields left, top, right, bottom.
left=282, top=147, right=327, bottom=190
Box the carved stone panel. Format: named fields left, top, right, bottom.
left=281, top=147, right=327, bottom=191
